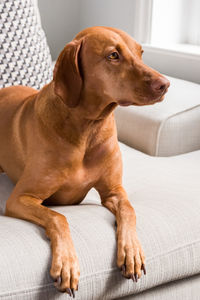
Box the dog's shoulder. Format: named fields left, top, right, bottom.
left=0, top=85, right=37, bottom=101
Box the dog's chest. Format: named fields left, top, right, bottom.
left=83, top=141, right=109, bottom=166
left=49, top=143, right=111, bottom=205
left=49, top=166, right=97, bottom=205
left=68, top=143, right=109, bottom=187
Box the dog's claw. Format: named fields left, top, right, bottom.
left=53, top=276, right=77, bottom=296
left=71, top=288, right=75, bottom=298
left=66, top=288, right=72, bottom=297
left=131, top=274, right=135, bottom=282
left=141, top=263, right=146, bottom=275
left=121, top=264, right=143, bottom=283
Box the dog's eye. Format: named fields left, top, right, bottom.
left=107, top=52, right=119, bottom=60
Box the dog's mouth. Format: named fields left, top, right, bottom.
left=118, top=92, right=167, bottom=107
left=118, top=100, right=134, bottom=106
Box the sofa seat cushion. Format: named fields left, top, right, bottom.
left=0, top=143, right=200, bottom=299
left=115, top=76, right=200, bottom=156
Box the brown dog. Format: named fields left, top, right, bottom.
left=0, top=27, right=169, bottom=297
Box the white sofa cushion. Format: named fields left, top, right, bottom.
left=123, top=275, right=200, bottom=300
left=0, top=143, right=200, bottom=299
left=0, top=0, right=52, bottom=90
left=115, top=76, right=200, bottom=156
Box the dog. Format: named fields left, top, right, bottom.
left=0, top=26, right=170, bottom=297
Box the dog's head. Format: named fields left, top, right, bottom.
left=53, top=27, right=170, bottom=118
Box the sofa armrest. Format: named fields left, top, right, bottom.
left=115, top=76, right=200, bottom=157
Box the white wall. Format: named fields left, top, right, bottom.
left=38, top=0, right=137, bottom=60
left=79, top=0, right=135, bottom=37
left=38, top=0, right=80, bottom=60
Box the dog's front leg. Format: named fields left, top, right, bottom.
left=5, top=187, right=80, bottom=296
left=98, top=185, right=146, bottom=281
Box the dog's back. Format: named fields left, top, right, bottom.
left=0, top=86, right=38, bottom=180
left=0, top=85, right=37, bottom=103
left=0, top=86, right=37, bottom=126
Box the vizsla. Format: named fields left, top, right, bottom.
left=0, top=27, right=170, bottom=297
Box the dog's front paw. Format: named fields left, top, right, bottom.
left=117, top=227, right=146, bottom=282
left=50, top=237, right=80, bottom=297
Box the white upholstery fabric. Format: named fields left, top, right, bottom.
left=121, top=274, right=200, bottom=300
left=0, top=143, right=200, bottom=299
left=115, top=76, right=200, bottom=156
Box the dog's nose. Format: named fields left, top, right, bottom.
left=151, top=77, right=170, bottom=93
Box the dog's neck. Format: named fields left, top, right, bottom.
left=78, top=87, right=118, bottom=121
left=35, top=82, right=117, bottom=146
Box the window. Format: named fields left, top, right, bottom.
left=134, top=0, right=200, bottom=51
left=151, top=0, right=200, bottom=49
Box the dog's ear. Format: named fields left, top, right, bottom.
left=53, top=40, right=83, bottom=108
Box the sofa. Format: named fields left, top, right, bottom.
left=1, top=1, right=200, bottom=299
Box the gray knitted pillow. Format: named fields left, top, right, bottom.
left=0, top=0, right=52, bottom=90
